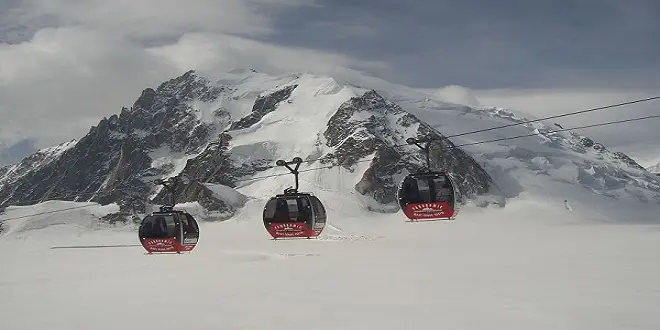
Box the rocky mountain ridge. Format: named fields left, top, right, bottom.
left=0, top=70, right=503, bottom=223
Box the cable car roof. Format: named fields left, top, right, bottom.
left=409, top=171, right=448, bottom=178
left=273, top=192, right=314, bottom=198
left=149, top=204, right=189, bottom=214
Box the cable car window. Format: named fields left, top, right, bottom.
left=264, top=199, right=277, bottom=218
left=185, top=214, right=199, bottom=233
left=162, top=215, right=178, bottom=237
left=180, top=215, right=189, bottom=233
left=139, top=215, right=156, bottom=237
left=153, top=216, right=168, bottom=237
left=402, top=177, right=421, bottom=203
left=433, top=178, right=449, bottom=188
left=309, top=196, right=325, bottom=216
left=141, top=215, right=176, bottom=238
left=286, top=199, right=298, bottom=212
left=297, top=197, right=311, bottom=222
left=433, top=178, right=452, bottom=200
left=298, top=197, right=309, bottom=208
left=309, top=196, right=326, bottom=224
left=318, top=200, right=326, bottom=215
left=272, top=198, right=292, bottom=222
left=286, top=199, right=299, bottom=219
left=416, top=179, right=432, bottom=202
left=179, top=214, right=197, bottom=234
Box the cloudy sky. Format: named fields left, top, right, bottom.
left=0, top=0, right=659, bottom=165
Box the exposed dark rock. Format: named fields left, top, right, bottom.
left=0, top=70, right=226, bottom=219
left=0, top=206, right=5, bottom=234
left=579, top=134, right=645, bottom=170
left=613, top=152, right=645, bottom=171
left=229, top=85, right=297, bottom=130
left=580, top=137, right=595, bottom=148
left=133, top=88, right=157, bottom=111
left=320, top=90, right=498, bottom=209
left=149, top=132, right=245, bottom=220
left=354, top=147, right=403, bottom=204
left=99, top=212, right=137, bottom=225
left=0, top=166, right=9, bottom=178
left=177, top=133, right=235, bottom=187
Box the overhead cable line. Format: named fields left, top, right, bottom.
left=444, top=95, right=660, bottom=139
left=0, top=204, right=101, bottom=223
left=453, top=113, right=660, bottom=147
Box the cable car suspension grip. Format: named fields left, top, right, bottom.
left=276, top=157, right=303, bottom=193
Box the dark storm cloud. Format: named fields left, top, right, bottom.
left=267, top=0, right=660, bottom=88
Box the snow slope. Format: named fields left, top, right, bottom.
left=1, top=196, right=660, bottom=330
left=0, top=139, right=77, bottom=189
left=647, top=162, right=660, bottom=174
left=0, top=201, right=119, bottom=237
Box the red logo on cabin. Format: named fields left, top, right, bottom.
left=273, top=223, right=305, bottom=233
left=405, top=202, right=453, bottom=219
left=142, top=238, right=177, bottom=252
left=269, top=223, right=311, bottom=238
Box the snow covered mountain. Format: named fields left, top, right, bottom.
left=1, top=69, right=659, bottom=226
left=0, top=69, right=500, bottom=224
left=647, top=163, right=660, bottom=175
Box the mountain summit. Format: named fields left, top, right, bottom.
left=1, top=70, right=658, bottom=223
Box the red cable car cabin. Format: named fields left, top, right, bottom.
left=138, top=208, right=200, bottom=253
left=397, top=171, right=457, bottom=221
left=262, top=191, right=327, bottom=239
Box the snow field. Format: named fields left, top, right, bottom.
left=2, top=196, right=660, bottom=330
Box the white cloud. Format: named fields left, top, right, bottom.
left=0, top=26, right=179, bottom=147
left=432, top=85, right=482, bottom=108
left=11, top=0, right=314, bottom=40
left=147, top=33, right=390, bottom=78
left=0, top=0, right=388, bottom=150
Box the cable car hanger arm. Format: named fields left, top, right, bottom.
left=406, top=137, right=432, bottom=170
left=276, top=157, right=303, bottom=193
left=153, top=176, right=180, bottom=208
